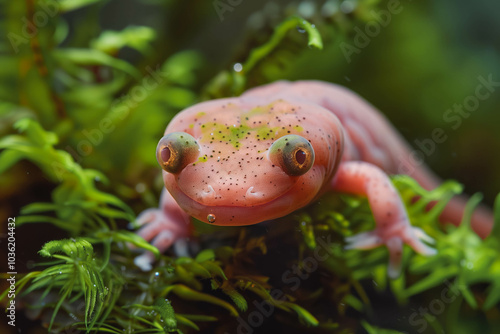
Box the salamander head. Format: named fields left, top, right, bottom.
left=156, top=99, right=342, bottom=225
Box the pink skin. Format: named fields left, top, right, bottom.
left=135, top=80, right=494, bottom=277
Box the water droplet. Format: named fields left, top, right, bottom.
left=296, top=26, right=306, bottom=33
left=155, top=271, right=160, bottom=277
left=298, top=1, right=316, bottom=18
left=321, top=0, right=340, bottom=17
left=340, top=0, right=356, bottom=14
left=247, top=12, right=264, bottom=30
left=233, top=63, right=243, bottom=72
left=207, top=213, right=216, bottom=224
left=135, top=183, right=146, bottom=193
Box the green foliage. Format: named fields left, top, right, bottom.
left=91, top=26, right=157, bottom=55
left=0, top=118, right=133, bottom=234
left=203, top=15, right=323, bottom=98
left=1, top=238, right=122, bottom=331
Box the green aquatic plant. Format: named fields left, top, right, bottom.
left=0, top=119, right=134, bottom=234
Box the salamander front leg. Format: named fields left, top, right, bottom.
left=331, top=161, right=436, bottom=278
left=132, top=189, right=191, bottom=270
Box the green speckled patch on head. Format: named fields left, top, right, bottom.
left=199, top=122, right=251, bottom=149
left=196, top=102, right=305, bottom=150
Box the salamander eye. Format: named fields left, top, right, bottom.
left=156, top=132, right=200, bottom=173
left=268, top=135, right=315, bottom=176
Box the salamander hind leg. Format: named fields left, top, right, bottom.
left=332, top=161, right=436, bottom=278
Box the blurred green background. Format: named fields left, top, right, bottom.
left=0, top=0, right=499, bottom=332
left=1, top=0, right=499, bottom=214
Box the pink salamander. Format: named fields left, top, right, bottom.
left=135, top=80, right=493, bottom=277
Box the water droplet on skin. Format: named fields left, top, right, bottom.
left=233, top=63, right=243, bottom=72
left=207, top=214, right=216, bottom=224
